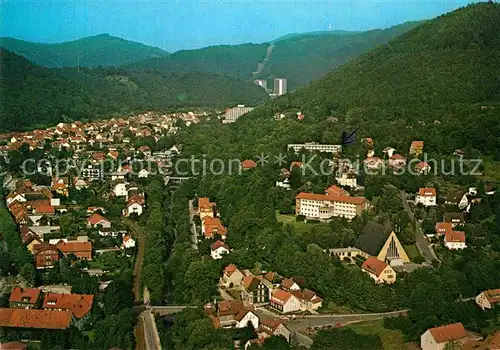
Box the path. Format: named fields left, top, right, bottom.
left=188, top=199, right=198, bottom=250
left=399, top=191, right=439, bottom=264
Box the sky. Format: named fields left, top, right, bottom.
left=2, top=0, right=476, bottom=52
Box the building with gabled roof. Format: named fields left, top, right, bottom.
left=416, top=187, right=437, bottom=207
left=361, top=257, right=396, bottom=284
left=42, top=293, right=93, bottom=319
left=9, top=288, right=42, bottom=309
left=410, top=140, right=424, bottom=157
left=56, top=240, right=92, bottom=260
left=221, top=264, right=244, bottom=288
left=202, top=216, right=227, bottom=239
left=210, top=240, right=230, bottom=260
left=33, top=243, right=60, bottom=269
left=444, top=230, right=466, bottom=250
left=198, top=197, right=216, bottom=219
left=269, top=289, right=300, bottom=314
left=475, top=289, right=500, bottom=310
left=240, top=276, right=271, bottom=305
left=86, top=213, right=111, bottom=228
left=0, top=308, right=72, bottom=330
left=421, top=323, right=468, bottom=350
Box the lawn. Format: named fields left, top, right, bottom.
left=276, top=212, right=327, bottom=234
left=348, top=320, right=407, bottom=350
left=404, top=244, right=422, bottom=261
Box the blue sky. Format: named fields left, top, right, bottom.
left=2, top=0, right=475, bottom=52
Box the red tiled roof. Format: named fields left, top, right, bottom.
left=224, top=264, right=238, bottom=277
left=87, top=213, right=109, bottom=225
left=0, top=341, right=27, bottom=349
left=445, top=230, right=465, bottom=243
left=325, top=185, right=349, bottom=197
left=210, top=240, right=229, bottom=251
left=9, top=287, right=40, bottom=305
left=296, top=192, right=366, bottom=205
left=0, top=308, right=72, bottom=330
left=43, top=293, right=94, bottom=319
left=411, top=140, right=424, bottom=149
left=56, top=241, right=92, bottom=254
left=128, top=195, right=145, bottom=206
left=270, top=289, right=293, bottom=304
left=418, top=187, right=436, bottom=197
left=198, top=197, right=215, bottom=211
left=428, top=323, right=467, bottom=343
left=241, top=159, right=257, bottom=169
left=435, top=222, right=453, bottom=235
left=361, top=257, right=389, bottom=277
left=483, top=289, right=500, bottom=305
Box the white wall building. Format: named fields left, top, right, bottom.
left=273, top=78, right=287, bottom=96
left=295, top=192, right=367, bottom=220
left=287, top=142, right=342, bottom=154
left=415, top=188, right=437, bottom=207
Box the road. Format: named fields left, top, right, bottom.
left=141, top=310, right=162, bottom=349
left=188, top=199, right=198, bottom=250
left=123, top=218, right=146, bottom=302
left=287, top=310, right=408, bottom=331
left=399, top=191, right=439, bottom=264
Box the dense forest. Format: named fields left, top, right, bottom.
left=0, top=49, right=269, bottom=131
left=0, top=34, right=169, bottom=68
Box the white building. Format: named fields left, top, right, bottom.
left=114, top=182, right=128, bottom=197
left=287, top=142, right=342, bottom=154
left=138, top=169, right=150, bottom=178
left=415, top=188, right=437, bottom=207
left=253, top=79, right=267, bottom=90
left=273, top=78, right=287, bottom=96
left=295, top=192, right=367, bottom=220
left=275, top=178, right=291, bottom=190
left=222, top=105, right=254, bottom=124
left=210, top=240, right=230, bottom=260
left=269, top=290, right=300, bottom=314
left=335, top=171, right=357, bottom=189
left=420, top=323, right=468, bottom=350
left=122, top=235, right=136, bottom=249
left=475, top=289, right=500, bottom=310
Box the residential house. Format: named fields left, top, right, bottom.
left=220, top=265, right=244, bottom=288
left=443, top=212, right=465, bottom=227
left=9, top=288, right=42, bottom=309
left=86, top=213, right=111, bottom=228
left=382, top=147, right=396, bottom=158
left=275, top=178, right=291, bottom=190
left=409, top=140, right=424, bottom=157
left=33, top=243, right=60, bottom=269
left=444, top=191, right=469, bottom=210
left=364, top=156, right=384, bottom=172
left=138, top=169, right=150, bottom=178
left=126, top=195, right=145, bottom=217
left=416, top=188, right=437, bottom=207
left=56, top=240, right=92, bottom=260
left=416, top=161, right=431, bottom=174
left=122, top=235, right=136, bottom=249
left=51, top=178, right=69, bottom=196
left=280, top=278, right=301, bottom=293
left=269, top=289, right=301, bottom=314
left=434, top=222, right=453, bottom=238
left=361, top=257, right=396, bottom=284
left=335, top=171, right=357, bottom=189
left=324, top=184, right=349, bottom=197
left=210, top=300, right=259, bottom=329
left=293, top=289, right=323, bottom=311
left=240, top=276, right=271, bottom=305
left=257, top=319, right=291, bottom=343
left=198, top=197, right=216, bottom=219
left=444, top=231, right=466, bottom=250
left=210, top=240, right=230, bottom=260
left=421, top=323, right=469, bottom=350
left=475, top=289, right=500, bottom=310
left=113, top=181, right=128, bottom=197
left=0, top=341, right=27, bottom=349
left=326, top=247, right=362, bottom=262
left=202, top=216, right=227, bottom=239
left=389, top=154, right=406, bottom=171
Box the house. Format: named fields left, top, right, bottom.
left=86, top=213, right=111, bottom=228
left=0, top=308, right=72, bottom=330
left=280, top=278, right=301, bottom=293
left=241, top=159, right=257, bottom=170
left=113, top=181, right=128, bottom=197
left=138, top=169, right=150, bottom=178
left=240, top=276, right=271, bottom=305
left=257, top=319, right=291, bottom=343
left=324, top=184, right=349, bottom=197
left=421, top=323, right=468, bottom=350
left=389, top=154, right=407, bottom=170
left=56, top=240, right=92, bottom=260
left=51, top=177, right=69, bottom=196
left=210, top=300, right=259, bottom=329
left=269, top=289, right=301, bottom=314
left=434, top=222, right=453, bottom=238
left=410, top=140, right=424, bottom=157
left=0, top=341, right=27, bottom=349
left=210, top=240, right=230, bottom=260
left=292, top=289, right=323, bottom=311
left=220, top=264, right=244, bottom=288
left=416, top=161, right=431, bottom=174
left=33, top=243, right=60, bottom=269
left=416, top=188, right=437, bottom=207
left=443, top=212, right=465, bottom=227
left=126, top=195, right=145, bottom=216
left=9, top=287, right=42, bottom=309
left=364, top=156, right=384, bottom=172
left=275, top=178, right=291, bottom=190
left=326, top=247, right=362, bottom=262
left=198, top=197, right=216, bottom=219
left=475, top=289, right=500, bottom=310
left=444, top=230, right=466, bottom=250
left=335, top=170, right=357, bottom=189
left=202, top=216, right=227, bottom=239
left=444, top=191, right=469, bottom=210
left=122, top=235, right=136, bottom=249
left=361, top=257, right=396, bottom=284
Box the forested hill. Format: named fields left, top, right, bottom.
left=177, top=3, right=500, bottom=160
left=125, top=21, right=421, bottom=90
left=0, top=49, right=269, bottom=131
left=0, top=34, right=169, bottom=68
